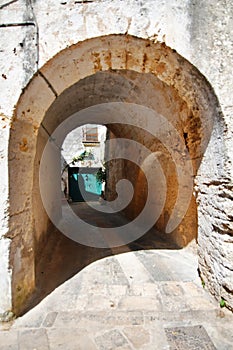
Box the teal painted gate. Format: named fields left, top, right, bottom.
left=68, top=167, right=102, bottom=202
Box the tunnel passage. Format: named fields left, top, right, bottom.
left=8, top=35, right=220, bottom=315
left=38, top=70, right=199, bottom=246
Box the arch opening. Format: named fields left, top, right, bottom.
left=8, top=35, right=221, bottom=315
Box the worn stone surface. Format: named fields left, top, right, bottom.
left=18, top=328, right=49, bottom=350
left=0, top=246, right=232, bottom=350
left=165, top=325, right=217, bottom=350
left=0, top=0, right=232, bottom=315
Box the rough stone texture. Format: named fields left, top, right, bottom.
left=188, top=1, right=233, bottom=311
left=0, top=0, right=232, bottom=314
left=165, top=325, right=217, bottom=350
left=106, top=119, right=198, bottom=248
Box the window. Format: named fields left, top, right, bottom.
left=83, top=126, right=98, bottom=142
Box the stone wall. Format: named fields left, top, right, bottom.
left=188, top=0, right=233, bottom=310
left=0, top=0, right=232, bottom=314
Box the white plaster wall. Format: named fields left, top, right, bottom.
left=30, top=0, right=192, bottom=65
left=62, top=125, right=106, bottom=167
left=0, top=1, right=231, bottom=117
left=0, top=0, right=193, bottom=116
left=0, top=117, right=11, bottom=313
left=0, top=237, right=11, bottom=314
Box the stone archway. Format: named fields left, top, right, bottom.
left=8, top=35, right=224, bottom=315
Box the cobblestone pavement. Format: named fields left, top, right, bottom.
left=0, top=204, right=233, bottom=349
left=1, top=247, right=233, bottom=349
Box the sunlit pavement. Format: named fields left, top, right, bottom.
left=1, top=244, right=233, bottom=349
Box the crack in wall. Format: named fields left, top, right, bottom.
left=28, top=0, right=39, bottom=70
left=125, top=17, right=132, bottom=35
left=74, top=0, right=94, bottom=3
left=0, top=22, right=35, bottom=27
left=0, top=0, right=19, bottom=10
left=19, top=0, right=39, bottom=85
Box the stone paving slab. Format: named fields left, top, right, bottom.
left=0, top=330, right=18, bottom=350
left=1, top=247, right=233, bottom=349
left=18, top=328, right=49, bottom=350
left=165, top=325, right=217, bottom=350
left=47, top=328, right=97, bottom=350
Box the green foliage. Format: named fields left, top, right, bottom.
left=62, top=150, right=94, bottom=173
left=220, top=298, right=226, bottom=308
left=72, top=150, right=92, bottom=164
left=96, top=167, right=106, bottom=183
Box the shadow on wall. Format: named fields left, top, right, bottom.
left=105, top=123, right=198, bottom=248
